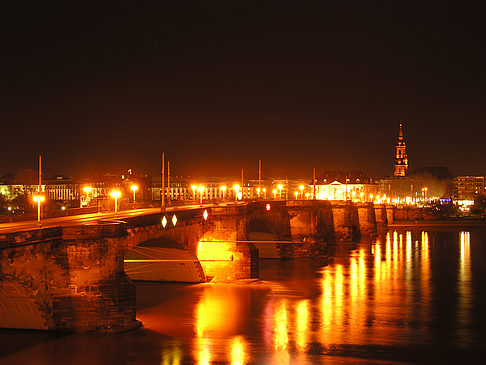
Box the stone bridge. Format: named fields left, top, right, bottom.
left=0, top=200, right=389, bottom=333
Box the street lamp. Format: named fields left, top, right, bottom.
left=131, top=185, right=138, bottom=202
left=277, top=184, right=283, bottom=199
left=263, top=188, right=266, bottom=199
left=191, top=185, right=197, bottom=200
left=299, top=185, right=304, bottom=199
left=273, top=189, right=277, bottom=199
left=220, top=185, right=227, bottom=200
left=256, top=187, right=261, bottom=198
left=33, top=195, right=45, bottom=227
left=83, top=186, right=92, bottom=206
left=233, top=184, right=240, bottom=202
left=110, top=190, right=121, bottom=217
left=423, top=187, right=428, bottom=202
left=294, top=191, right=299, bottom=199
left=198, top=186, right=205, bottom=205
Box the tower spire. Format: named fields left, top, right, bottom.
left=394, top=122, right=408, bottom=177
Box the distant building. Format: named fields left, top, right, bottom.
left=314, top=171, right=378, bottom=201
left=394, top=123, right=408, bottom=177
left=453, top=176, right=486, bottom=200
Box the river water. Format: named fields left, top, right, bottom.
left=1, top=227, right=486, bottom=364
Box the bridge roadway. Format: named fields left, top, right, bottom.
left=0, top=203, right=232, bottom=234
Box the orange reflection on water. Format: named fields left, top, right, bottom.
left=194, top=337, right=211, bottom=365
left=230, top=336, right=247, bottom=365
left=274, top=300, right=289, bottom=350
left=194, top=285, right=250, bottom=364
left=161, top=341, right=182, bottom=365
left=295, top=300, right=309, bottom=352
left=458, top=231, right=472, bottom=347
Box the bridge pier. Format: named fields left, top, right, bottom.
left=374, top=204, right=388, bottom=231
left=386, top=205, right=395, bottom=224
left=331, top=201, right=359, bottom=242
left=357, top=202, right=378, bottom=238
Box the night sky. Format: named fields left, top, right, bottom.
left=2, top=1, right=485, bottom=179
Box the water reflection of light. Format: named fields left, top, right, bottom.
left=374, top=242, right=381, bottom=283
left=161, top=341, right=182, bottom=365
left=274, top=301, right=288, bottom=350
left=194, top=286, right=248, bottom=364
left=421, top=231, right=430, bottom=295
left=458, top=231, right=472, bottom=347
left=195, top=337, right=211, bottom=365
left=295, top=300, right=309, bottom=352
left=405, top=231, right=412, bottom=282
left=358, top=249, right=366, bottom=297
left=321, top=271, right=332, bottom=333
left=230, top=336, right=246, bottom=365
left=273, top=301, right=290, bottom=365
left=350, top=258, right=358, bottom=299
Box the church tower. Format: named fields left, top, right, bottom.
left=394, top=123, right=408, bottom=177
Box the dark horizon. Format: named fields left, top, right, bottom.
left=2, top=1, right=485, bottom=179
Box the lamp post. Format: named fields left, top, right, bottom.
left=220, top=185, right=227, bottom=200
left=131, top=185, right=138, bottom=203
left=273, top=189, right=277, bottom=199
left=33, top=195, right=45, bottom=227
left=83, top=186, right=92, bottom=206
left=198, top=186, right=205, bottom=205
left=191, top=185, right=197, bottom=200
left=299, top=185, right=304, bottom=199
left=263, top=188, right=266, bottom=199
left=294, top=191, right=298, bottom=199
left=233, top=184, right=240, bottom=202
left=277, top=184, right=283, bottom=199
left=256, top=187, right=261, bottom=198
left=110, top=190, right=121, bottom=217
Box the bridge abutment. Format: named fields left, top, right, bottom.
left=0, top=225, right=140, bottom=333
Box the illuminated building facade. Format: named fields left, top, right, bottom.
left=394, top=123, right=408, bottom=177
left=313, top=171, right=378, bottom=201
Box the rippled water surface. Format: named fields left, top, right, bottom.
left=1, top=227, right=486, bottom=364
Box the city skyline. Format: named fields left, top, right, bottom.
left=2, top=2, right=485, bottom=178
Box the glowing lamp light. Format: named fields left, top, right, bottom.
left=233, top=184, right=240, bottom=202
left=266, top=203, right=271, bottom=211
left=172, top=214, right=177, bottom=226
left=273, top=189, right=277, bottom=199
left=83, top=186, right=92, bottom=194
left=198, top=185, right=205, bottom=205
left=33, top=195, right=45, bottom=203
left=162, top=216, right=168, bottom=228
left=130, top=184, right=138, bottom=202
left=110, top=190, right=121, bottom=217
left=294, top=191, right=299, bottom=199
left=110, top=190, right=121, bottom=198
left=33, top=195, right=45, bottom=226
left=203, top=209, right=209, bottom=221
